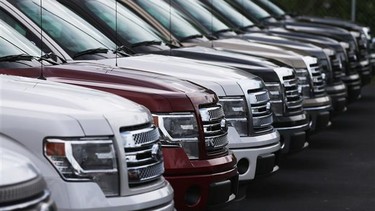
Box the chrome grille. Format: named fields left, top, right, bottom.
left=347, top=49, right=360, bottom=74
left=320, top=58, right=332, bottom=83
left=0, top=175, right=54, bottom=211
left=282, top=74, right=304, bottom=114
left=248, top=89, right=274, bottom=135
left=337, top=51, right=350, bottom=75
left=358, top=35, right=369, bottom=59
left=120, top=125, right=164, bottom=186
left=128, top=161, right=164, bottom=185
left=200, top=105, right=229, bottom=157
left=329, top=54, right=345, bottom=82
left=309, top=62, right=326, bottom=97
left=133, top=129, right=160, bottom=146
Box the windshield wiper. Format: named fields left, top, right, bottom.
left=39, top=52, right=66, bottom=64
left=114, top=45, right=135, bottom=55
left=214, top=28, right=235, bottom=35
left=0, top=54, right=34, bottom=62
left=131, top=40, right=162, bottom=48
left=259, top=16, right=273, bottom=21
left=73, top=48, right=109, bottom=59
left=179, top=34, right=204, bottom=42
left=240, top=24, right=256, bottom=31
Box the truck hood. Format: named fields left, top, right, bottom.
left=51, top=62, right=208, bottom=94
left=227, top=37, right=327, bottom=61
left=48, top=61, right=216, bottom=112
left=296, top=16, right=365, bottom=31
left=88, top=54, right=261, bottom=97
left=277, top=21, right=356, bottom=43
left=168, top=46, right=277, bottom=67
left=252, top=29, right=346, bottom=53
left=0, top=75, right=151, bottom=135
left=193, top=38, right=311, bottom=68
left=296, top=16, right=370, bottom=40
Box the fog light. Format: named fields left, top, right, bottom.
left=237, top=158, right=249, bottom=175
left=185, top=186, right=201, bottom=206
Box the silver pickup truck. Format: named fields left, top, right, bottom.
left=0, top=75, right=174, bottom=211
left=0, top=145, right=56, bottom=211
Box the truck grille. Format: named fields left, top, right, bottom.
left=282, top=74, right=304, bottom=114
left=309, top=62, right=326, bottom=97
left=347, top=49, right=360, bottom=72
left=120, top=125, right=164, bottom=186
left=0, top=176, right=55, bottom=211
left=329, top=54, right=345, bottom=83
left=337, top=51, right=350, bottom=75
left=320, top=58, right=332, bottom=83
left=358, top=34, right=369, bottom=59
left=199, top=104, right=229, bottom=157
left=248, top=89, right=274, bottom=135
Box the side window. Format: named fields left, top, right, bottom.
left=0, top=9, right=52, bottom=54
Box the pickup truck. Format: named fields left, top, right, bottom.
left=0, top=142, right=56, bottom=211
left=0, top=75, right=175, bottom=210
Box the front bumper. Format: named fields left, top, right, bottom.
left=370, top=53, right=375, bottom=73
left=56, top=180, right=175, bottom=211
left=303, top=96, right=332, bottom=133
left=162, top=148, right=238, bottom=211
left=326, top=82, right=348, bottom=112
left=227, top=127, right=281, bottom=181
left=342, top=73, right=362, bottom=102
left=359, top=59, right=372, bottom=85
left=274, top=113, right=310, bottom=154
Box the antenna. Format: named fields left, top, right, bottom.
left=115, top=0, right=118, bottom=67
left=169, top=0, right=172, bottom=56
left=210, top=0, right=213, bottom=48
left=39, top=0, right=45, bottom=79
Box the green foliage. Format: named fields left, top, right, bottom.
left=274, top=0, right=375, bottom=34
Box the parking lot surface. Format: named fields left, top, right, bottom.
left=219, top=83, right=375, bottom=211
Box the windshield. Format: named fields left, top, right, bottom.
left=135, top=0, right=203, bottom=40
left=0, top=20, right=42, bottom=57
left=174, top=0, right=230, bottom=34
left=232, top=0, right=271, bottom=20
left=256, top=0, right=286, bottom=17
left=10, top=0, right=116, bottom=57
left=83, top=0, right=163, bottom=45
left=205, top=0, right=254, bottom=29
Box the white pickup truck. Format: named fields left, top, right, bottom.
left=0, top=145, right=56, bottom=211
left=0, top=75, right=174, bottom=211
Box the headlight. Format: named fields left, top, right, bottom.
left=218, top=97, right=248, bottom=137
left=323, top=48, right=335, bottom=57
left=295, top=69, right=311, bottom=98
left=153, top=113, right=199, bottom=159
left=44, top=137, right=119, bottom=196
left=339, top=42, right=350, bottom=49
left=362, top=27, right=371, bottom=40
left=350, top=31, right=360, bottom=38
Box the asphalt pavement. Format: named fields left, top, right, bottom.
left=219, top=82, right=375, bottom=211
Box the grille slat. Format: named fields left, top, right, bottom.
left=283, top=72, right=304, bottom=114
left=128, top=161, right=164, bottom=185
left=248, top=89, right=274, bottom=135
left=309, top=62, right=327, bottom=97
left=121, top=126, right=163, bottom=186
left=329, top=55, right=344, bottom=82
left=200, top=105, right=229, bottom=157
